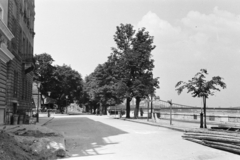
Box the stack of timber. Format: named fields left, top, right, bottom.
left=182, top=129, right=240, bottom=154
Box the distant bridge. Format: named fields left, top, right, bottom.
left=109, top=99, right=240, bottom=124
left=110, top=99, right=240, bottom=111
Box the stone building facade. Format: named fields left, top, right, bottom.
left=0, top=0, right=35, bottom=124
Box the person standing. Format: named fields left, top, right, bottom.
left=140, top=108, right=144, bottom=117
left=95, top=108, right=98, bottom=115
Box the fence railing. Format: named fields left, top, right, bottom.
left=108, top=99, right=240, bottom=124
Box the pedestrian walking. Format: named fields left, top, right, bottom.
left=140, top=108, right=144, bottom=117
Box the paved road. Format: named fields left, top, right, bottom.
left=46, top=115, right=240, bottom=160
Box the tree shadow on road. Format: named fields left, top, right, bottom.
left=48, top=117, right=128, bottom=158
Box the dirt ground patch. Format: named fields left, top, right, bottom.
left=0, top=130, right=40, bottom=160
left=0, top=125, right=67, bottom=160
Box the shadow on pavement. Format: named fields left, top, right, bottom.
left=46, top=117, right=128, bottom=158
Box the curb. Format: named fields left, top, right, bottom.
left=41, top=117, right=55, bottom=126
left=121, top=118, right=186, bottom=132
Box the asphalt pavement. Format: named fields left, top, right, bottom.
left=41, top=114, right=240, bottom=160
left=5, top=113, right=237, bottom=160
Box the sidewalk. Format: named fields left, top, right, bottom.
left=0, top=115, right=54, bottom=130
left=121, top=118, right=220, bottom=132
left=37, top=116, right=54, bottom=126
left=37, top=113, right=55, bottom=126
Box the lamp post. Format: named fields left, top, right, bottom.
left=37, top=83, right=40, bottom=122
left=167, top=100, right=173, bottom=125
left=150, top=95, right=153, bottom=118
left=47, top=91, right=51, bottom=117
left=66, top=95, right=68, bottom=114
left=33, top=82, right=41, bottom=123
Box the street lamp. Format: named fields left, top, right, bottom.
left=47, top=91, right=51, bottom=117
left=33, top=82, right=41, bottom=123
left=66, top=95, right=68, bottom=114
left=167, top=100, right=173, bottom=125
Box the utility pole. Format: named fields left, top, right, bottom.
left=150, top=95, right=153, bottom=118
left=167, top=100, right=173, bottom=125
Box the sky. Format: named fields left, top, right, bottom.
left=34, top=0, right=240, bottom=108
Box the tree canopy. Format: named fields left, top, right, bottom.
left=111, top=24, right=159, bottom=118
left=84, top=23, right=160, bottom=118
left=33, top=53, right=83, bottom=108
left=34, top=24, right=160, bottom=117
left=175, top=69, right=226, bottom=128
left=33, top=53, right=56, bottom=96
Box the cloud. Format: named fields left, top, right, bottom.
left=138, top=8, right=240, bottom=106
left=182, top=7, right=240, bottom=31
left=137, top=11, right=181, bottom=43
left=141, top=8, right=240, bottom=61
left=181, top=7, right=240, bottom=67
left=182, top=7, right=240, bottom=47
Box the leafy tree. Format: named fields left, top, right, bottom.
left=33, top=53, right=56, bottom=97
left=131, top=28, right=159, bottom=118
left=34, top=53, right=84, bottom=110
left=84, top=62, right=125, bottom=115
left=111, top=24, right=159, bottom=118
left=83, top=74, right=97, bottom=113
left=175, top=69, right=226, bottom=128
left=53, top=64, right=83, bottom=106
left=81, top=79, right=92, bottom=112
left=110, top=24, right=136, bottom=118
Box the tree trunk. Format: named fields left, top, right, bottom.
left=126, top=98, right=131, bottom=118
left=150, top=95, right=153, bottom=115
left=99, top=102, right=102, bottom=116
left=203, top=96, right=207, bottom=128
left=104, top=105, right=107, bottom=115
left=101, top=102, right=106, bottom=115
left=134, top=97, right=141, bottom=119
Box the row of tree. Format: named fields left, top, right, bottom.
left=33, top=23, right=227, bottom=123
left=83, top=24, right=159, bottom=118
left=33, top=24, right=159, bottom=118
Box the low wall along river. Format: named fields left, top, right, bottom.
left=109, top=99, right=240, bottom=124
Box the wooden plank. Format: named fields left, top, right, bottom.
left=182, top=135, right=240, bottom=143
left=184, top=133, right=240, bottom=139
left=0, top=90, right=5, bottom=96
left=184, top=131, right=240, bottom=138
left=1, top=68, right=7, bottom=74
left=203, top=139, right=240, bottom=150
left=0, top=83, right=6, bottom=89
left=0, top=97, right=5, bottom=101
left=0, top=73, right=6, bottom=81
left=0, top=78, right=6, bottom=85
left=185, top=129, right=240, bottom=136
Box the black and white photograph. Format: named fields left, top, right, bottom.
left=0, top=0, right=240, bottom=159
